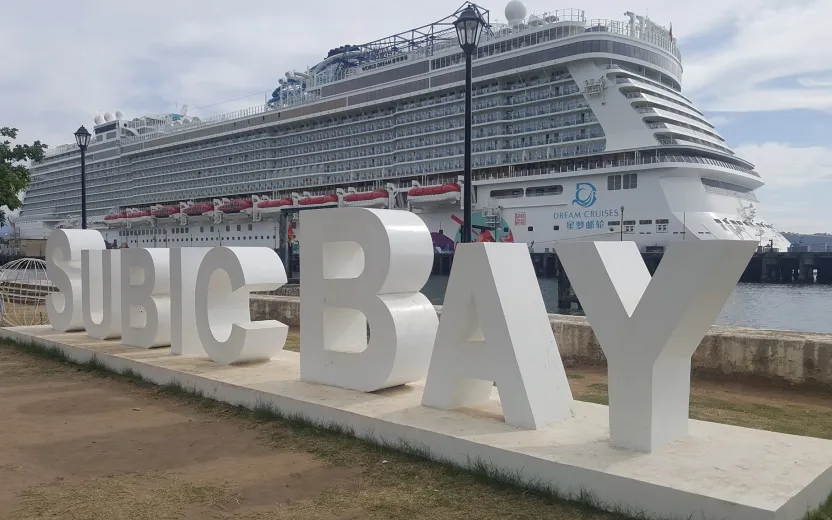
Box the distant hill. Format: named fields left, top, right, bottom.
left=783, top=233, right=832, bottom=251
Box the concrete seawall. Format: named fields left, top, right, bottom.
left=250, top=295, right=832, bottom=389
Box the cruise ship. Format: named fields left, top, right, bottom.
left=14, top=1, right=790, bottom=254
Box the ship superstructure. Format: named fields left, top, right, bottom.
left=16, top=1, right=789, bottom=252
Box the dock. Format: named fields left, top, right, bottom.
left=431, top=250, right=832, bottom=311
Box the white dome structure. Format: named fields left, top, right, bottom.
left=115, top=110, right=124, bottom=119
left=505, top=0, right=527, bottom=24
left=0, top=258, right=50, bottom=327
left=103, top=112, right=115, bottom=122
left=93, top=115, right=104, bottom=125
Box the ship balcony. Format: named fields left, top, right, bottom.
left=618, top=81, right=703, bottom=117
left=656, top=134, right=737, bottom=158
left=631, top=93, right=711, bottom=128
left=642, top=109, right=723, bottom=140
left=651, top=122, right=727, bottom=150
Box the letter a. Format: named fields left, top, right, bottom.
left=46, top=229, right=105, bottom=332
left=422, top=243, right=574, bottom=429
left=300, top=208, right=438, bottom=392
left=555, top=240, right=758, bottom=452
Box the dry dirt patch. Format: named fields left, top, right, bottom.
left=3, top=333, right=832, bottom=519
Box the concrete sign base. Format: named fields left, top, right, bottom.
left=3, top=325, right=832, bottom=520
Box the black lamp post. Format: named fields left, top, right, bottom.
left=454, top=5, right=486, bottom=243
left=74, top=125, right=91, bottom=229
left=620, top=205, right=625, bottom=241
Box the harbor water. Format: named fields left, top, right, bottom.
left=421, top=275, right=832, bottom=334
left=3, top=268, right=830, bottom=334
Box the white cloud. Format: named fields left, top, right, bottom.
left=684, top=0, right=832, bottom=113
left=736, top=142, right=832, bottom=189
left=1, top=0, right=827, bottom=234
left=735, top=142, right=832, bottom=233
left=708, top=88, right=832, bottom=112
left=0, top=0, right=798, bottom=150
left=706, top=115, right=732, bottom=126
left=797, top=75, right=832, bottom=88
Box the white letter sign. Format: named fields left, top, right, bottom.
left=81, top=249, right=122, bottom=339
left=46, top=229, right=105, bottom=332
left=170, top=247, right=211, bottom=357
left=555, top=240, right=758, bottom=451
left=194, top=247, right=288, bottom=365
left=300, top=208, right=438, bottom=392
left=120, top=248, right=172, bottom=348
left=421, top=243, right=574, bottom=429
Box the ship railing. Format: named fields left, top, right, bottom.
left=471, top=154, right=758, bottom=182
left=119, top=11, right=677, bottom=151
left=43, top=143, right=78, bottom=158
left=123, top=103, right=273, bottom=144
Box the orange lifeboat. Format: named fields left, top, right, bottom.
left=104, top=212, right=128, bottom=226
left=297, top=194, right=339, bottom=208
left=182, top=202, right=214, bottom=217
left=125, top=209, right=153, bottom=223
left=343, top=189, right=389, bottom=208
left=217, top=199, right=253, bottom=214
left=256, top=198, right=293, bottom=214
left=407, top=183, right=461, bottom=205
left=151, top=205, right=180, bottom=218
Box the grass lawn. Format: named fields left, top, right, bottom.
left=1, top=331, right=831, bottom=519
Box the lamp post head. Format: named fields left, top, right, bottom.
left=74, top=125, right=91, bottom=151
left=454, top=5, right=486, bottom=55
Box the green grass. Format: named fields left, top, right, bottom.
left=2, top=336, right=832, bottom=520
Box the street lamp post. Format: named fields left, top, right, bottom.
left=74, top=126, right=92, bottom=229
left=454, top=5, right=486, bottom=243
left=620, top=205, right=625, bottom=241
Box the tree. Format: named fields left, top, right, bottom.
left=1, top=127, right=47, bottom=226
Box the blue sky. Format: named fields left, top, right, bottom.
left=1, top=0, right=830, bottom=233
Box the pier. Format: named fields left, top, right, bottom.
left=431, top=250, right=832, bottom=311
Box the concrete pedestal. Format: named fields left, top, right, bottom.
left=3, top=325, right=832, bottom=520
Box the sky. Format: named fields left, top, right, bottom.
left=1, top=0, right=831, bottom=233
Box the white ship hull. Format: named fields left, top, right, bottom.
left=17, top=4, right=790, bottom=254
left=82, top=167, right=786, bottom=253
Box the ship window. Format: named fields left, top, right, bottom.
left=607, top=175, right=622, bottom=190
left=226, top=225, right=230, bottom=232
left=248, top=224, right=253, bottom=231
left=553, top=225, right=560, bottom=231
left=527, top=226, right=534, bottom=232
left=490, top=188, right=523, bottom=198
left=200, top=227, right=204, bottom=233
left=657, top=223, right=668, bottom=233
left=185, top=227, right=189, bottom=233
left=210, top=226, right=214, bottom=232
left=526, top=185, right=563, bottom=197
left=623, top=173, right=638, bottom=189
left=623, top=224, right=635, bottom=234
left=639, top=220, right=652, bottom=225
left=503, top=227, right=509, bottom=232
left=657, top=219, right=670, bottom=224
left=236, top=225, right=241, bottom=231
